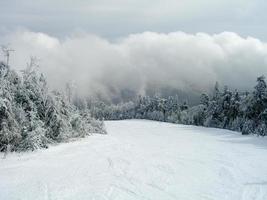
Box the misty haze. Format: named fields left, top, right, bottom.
left=1, top=1, right=267, bottom=200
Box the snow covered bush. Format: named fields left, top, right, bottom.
left=255, top=122, right=267, bottom=136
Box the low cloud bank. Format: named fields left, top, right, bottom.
left=1, top=30, right=267, bottom=102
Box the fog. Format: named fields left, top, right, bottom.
left=1, top=30, right=267, bottom=103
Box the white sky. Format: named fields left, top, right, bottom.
left=1, top=0, right=267, bottom=101
left=0, top=0, right=266, bottom=40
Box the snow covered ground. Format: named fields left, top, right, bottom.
left=1, top=120, right=267, bottom=200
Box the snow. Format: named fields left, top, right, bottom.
left=1, top=120, right=267, bottom=200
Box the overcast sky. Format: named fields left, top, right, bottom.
left=0, top=0, right=266, bottom=40
left=1, top=0, right=267, bottom=102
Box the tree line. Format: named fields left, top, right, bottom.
left=89, top=76, right=267, bottom=136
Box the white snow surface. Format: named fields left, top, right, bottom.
left=1, top=120, right=267, bottom=200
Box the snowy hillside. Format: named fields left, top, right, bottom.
left=1, top=120, right=267, bottom=200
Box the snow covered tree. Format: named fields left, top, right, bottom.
left=88, top=76, right=267, bottom=137
left=200, top=93, right=209, bottom=107
left=0, top=58, right=106, bottom=152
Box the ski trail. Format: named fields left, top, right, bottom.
left=0, top=120, right=267, bottom=200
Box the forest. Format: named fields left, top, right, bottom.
left=0, top=59, right=105, bottom=152
left=89, top=77, right=267, bottom=136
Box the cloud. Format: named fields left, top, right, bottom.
left=0, top=0, right=266, bottom=40
left=1, top=30, right=267, bottom=102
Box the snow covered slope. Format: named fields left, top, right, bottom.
left=1, top=120, right=267, bottom=200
